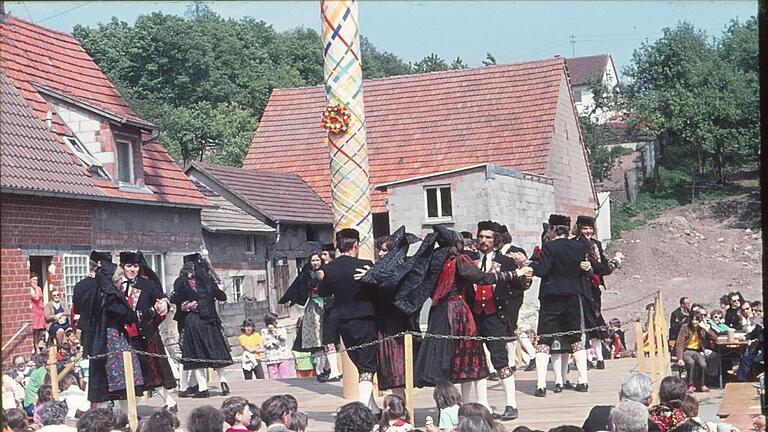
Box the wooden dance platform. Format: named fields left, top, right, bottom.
left=134, top=357, right=720, bottom=430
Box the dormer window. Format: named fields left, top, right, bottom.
left=62, top=136, right=108, bottom=178
left=116, top=140, right=134, bottom=184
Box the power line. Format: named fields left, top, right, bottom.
left=36, top=1, right=95, bottom=24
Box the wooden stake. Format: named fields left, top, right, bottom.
left=208, top=367, right=215, bottom=386
left=123, top=351, right=138, bottom=432
left=647, top=308, right=658, bottom=387
left=635, top=321, right=645, bottom=373
left=404, top=332, right=414, bottom=424
left=48, top=346, right=59, bottom=399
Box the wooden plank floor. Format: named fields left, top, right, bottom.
left=133, top=358, right=725, bottom=430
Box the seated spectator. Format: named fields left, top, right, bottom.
left=288, top=412, right=308, bottom=432
left=187, top=406, right=225, bottom=432
left=458, top=403, right=501, bottom=432
left=334, top=402, right=375, bottom=432
left=3, top=374, right=25, bottom=409
left=724, top=292, right=745, bottom=330
left=675, top=312, right=718, bottom=392
left=9, top=355, right=32, bottom=385
left=23, top=353, right=49, bottom=416
left=3, top=408, right=30, bottom=432
left=669, top=297, right=691, bottom=346
left=457, top=416, right=490, bottom=432
left=222, top=396, right=252, bottom=432
left=582, top=372, right=658, bottom=432
left=145, top=409, right=180, bottom=432
left=282, top=395, right=298, bottom=413
left=433, top=379, right=462, bottom=429
left=261, top=395, right=293, bottom=432
left=706, top=311, right=729, bottom=335
left=752, top=301, right=763, bottom=319
left=38, top=400, right=76, bottom=431
left=737, top=317, right=764, bottom=381
left=375, top=395, right=412, bottom=432
left=45, top=288, right=72, bottom=346
left=608, top=319, right=628, bottom=359
left=247, top=403, right=262, bottom=432
left=739, top=301, right=756, bottom=333
left=547, top=427, right=584, bottom=432
left=58, top=374, right=88, bottom=419
left=609, top=400, right=649, bottom=432
left=64, top=329, right=82, bottom=357
left=648, top=376, right=688, bottom=432
left=76, top=408, right=115, bottom=432
left=34, top=385, right=54, bottom=425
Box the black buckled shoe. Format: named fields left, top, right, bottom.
left=221, top=382, right=230, bottom=396
left=563, top=381, right=575, bottom=390
left=554, top=384, right=563, bottom=393
left=487, top=372, right=499, bottom=381
left=193, top=390, right=210, bottom=398
left=500, top=406, right=518, bottom=420
left=325, top=375, right=342, bottom=383
left=574, top=383, right=589, bottom=392
left=534, top=387, right=547, bottom=397
left=178, top=385, right=199, bottom=398
left=596, top=360, right=605, bottom=370
left=524, top=362, right=536, bottom=372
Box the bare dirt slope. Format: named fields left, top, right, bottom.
left=600, top=171, right=762, bottom=339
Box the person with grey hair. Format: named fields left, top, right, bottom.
left=610, top=400, right=649, bottom=432
left=38, top=400, right=77, bottom=431
left=582, top=373, right=658, bottom=432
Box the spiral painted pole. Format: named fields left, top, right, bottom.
left=321, top=0, right=374, bottom=262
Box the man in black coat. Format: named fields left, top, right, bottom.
left=118, top=251, right=177, bottom=411
left=170, top=260, right=197, bottom=395
left=465, top=220, right=528, bottom=420
left=531, top=214, right=593, bottom=397
left=318, top=228, right=378, bottom=413
left=72, top=251, right=111, bottom=357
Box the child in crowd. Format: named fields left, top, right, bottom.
left=33, top=385, right=53, bottom=425
left=261, top=313, right=293, bottom=379
left=288, top=412, right=308, bottom=432
left=239, top=319, right=265, bottom=380
left=608, top=318, right=628, bottom=358
left=247, top=403, right=262, bottom=431
left=221, top=396, right=252, bottom=432
left=375, top=395, right=413, bottom=432
left=58, top=374, right=89, bottom=419
left=432, top=380, right=461, bottom=430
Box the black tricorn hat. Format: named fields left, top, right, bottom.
left=460, top=231, right=473, bottom=240
left=500, top=225, right=509, bottom=234
left=89, top=251, right=112, bottom=264
left=576, top=215, right=596, bottom=227
left=336, top=228, right=360, bottom=242
left=183, top=253, right=201, bottom=264
left=321, top=243, right=335, bottom=252
left=477, top=220, right=501, bottom=233
left=119, top=251, right=139, bottom=265
left=548, top=214, right=571, bottom=227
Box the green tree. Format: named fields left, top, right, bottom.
left=450, top=57, right=469, bottom=70
left=482, top=52, right=497, bottom=66
left=412, top=53, right=449, bottom=73
left=360, top=36, right=412, bottom=79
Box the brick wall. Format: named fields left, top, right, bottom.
left=1, top=248, right=34, bottom=357
left=547, top=75, right=598, bottom=218
left=1, top=194, right=92, bottom=248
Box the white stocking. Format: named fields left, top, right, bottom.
left=325, top=346, right=340, bottom=378
left=358, top=380, right=376, bottom=411
left=193, top=369, right=209, bottom=392
left=535, top=352, right=550, bottom=389
left=507, top=341, right=518, bottom=368
left=157, top=388, right=176, bottom=407
left=484, top=346, right=496, bottom=373
left=552, top=353, right=564, bottom=385
left=520, top=335, right=536, bottom=364
left=573, top=349, right=589, bottom=385
left=591, top=338, right=604, bottom=361
left=315, top=352, right=327, bottom=374
left=112, top=399, right=126, bottom=416
left=476, top=378, right=491, bottom=413
left=501, top=375, right=517, bottom=408
left=461, top=381, right=476, bottom=403
left=215, top=367, right=228, bottom=385
left=561, top=353, right=570, bottom=384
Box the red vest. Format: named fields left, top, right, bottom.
left=472, top=254, right=497, bottom=315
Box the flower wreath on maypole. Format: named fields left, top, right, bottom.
left=321, top=104, right=351, bottom=134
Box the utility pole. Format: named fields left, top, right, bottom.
left=570, top=34, right=576, bottom=57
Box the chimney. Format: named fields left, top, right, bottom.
left=0, top=1, right=6, bottom=23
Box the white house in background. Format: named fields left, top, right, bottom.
left=565, top=54, right=620, bottom=123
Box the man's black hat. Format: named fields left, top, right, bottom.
left=183, top=253, right=201, bottom=264
left=336, top=228, right=360, bottom=242
left=321, top=243, right=335, bottom=252
left=477, top=220, right=501, bottom=233
left=548, top=214, right=571, bottom=227
left=89, top=251, right=112, bottom=264
left=500, top=225, right=509, bottom=234
left=576, top=215, right=596, bottom=227
left=119, top=252, right=139, bottom=265
left=460, top=231, right=473, bottom=240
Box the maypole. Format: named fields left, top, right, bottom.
left=320, top=0, right=374, bottom=399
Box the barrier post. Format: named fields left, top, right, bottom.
left=340, top=341, right=359, bottom=400
left=635, top=321, right=645, bottom=373
left=404, top=332, right=414, bottom=424
left=123, top=351, right=139, bottom=432
left=647, top=307, right=658, bottom=398
left=48, top=346, right=59, bottom=399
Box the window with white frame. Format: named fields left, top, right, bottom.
left=254, top=271, right=267, bottom=301
left=424, top=185, right=453, bottom=221
left=63, top=255, right=89, bottom=302
left=143, top=253, right=166, bottom=292
left=245, top=235, right=256, bottom=254
left=63, top=136, right=108, bottom=178
left=231, top=276, right=244, bottom=302
left=116, top=140, right=134, bottom=184
left=574, top=89, right=583, bottom=103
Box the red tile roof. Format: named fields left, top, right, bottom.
left=190, top=162, right=333, bottom=224
left=243, top=58, right=566, bottom=212
left=565, top=54, right=609, bottom=86
left=0, top=16, right=206, bottom=208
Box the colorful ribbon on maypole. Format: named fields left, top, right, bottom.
left=321, top=0, right=374, bottom=261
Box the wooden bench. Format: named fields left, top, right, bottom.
left=717, top=382, right=762, bottom=418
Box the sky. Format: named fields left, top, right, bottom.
left=5, top=1, right=758, bottom=80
